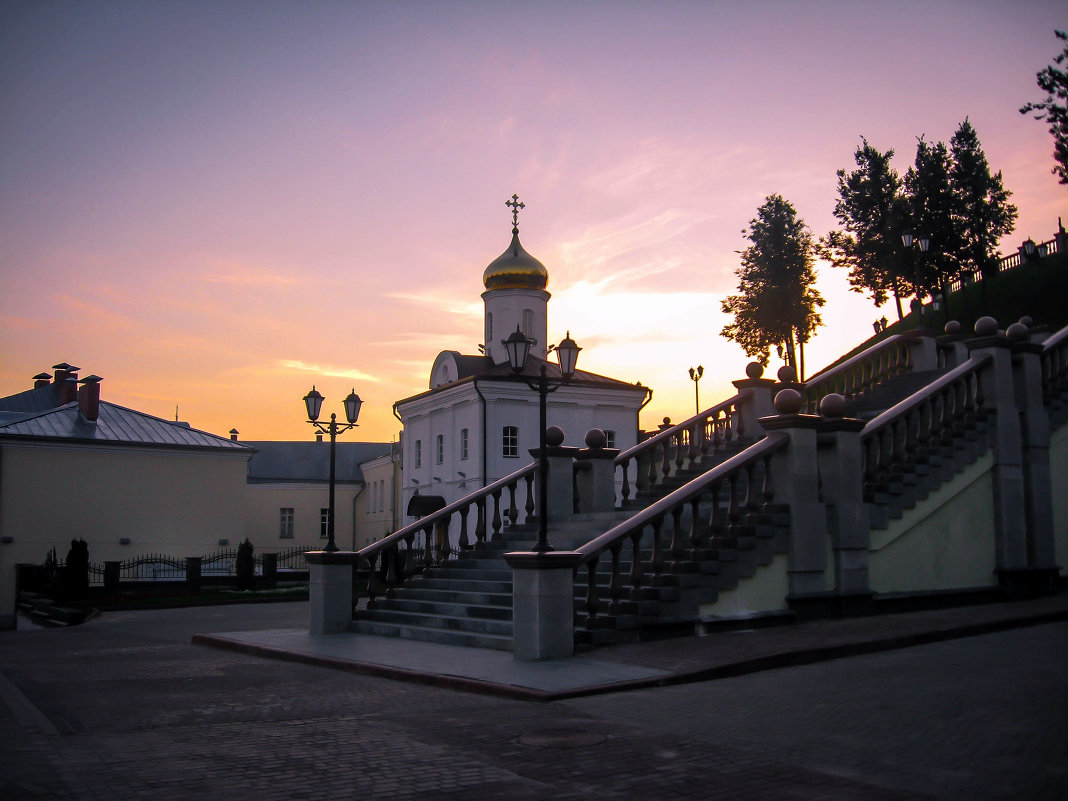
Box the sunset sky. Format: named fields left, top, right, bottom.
left=2, top=0, right=1065, bottom=443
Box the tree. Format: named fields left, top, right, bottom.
left=721, top=194, right=824, bottom=376
left=904, top=136, right=960, bottom=298
left=1020, top=30, right=1068, bottom=185
left=949, top=119, right=1018, bottom=281
left=818, top=139, right=911, bottom=319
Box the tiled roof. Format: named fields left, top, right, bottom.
left=0, top=401, right=253, bottom=452
left=245, top=441, right=394, bottom=483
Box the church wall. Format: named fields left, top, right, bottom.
left=482, top=288, right=550, bottom=365
left=1050, top=420, right=1068, bottom=577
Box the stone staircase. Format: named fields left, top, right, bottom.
left=352, top=364, right=969, bottom=650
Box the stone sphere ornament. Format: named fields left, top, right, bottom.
left=1006, top=322, right=1029, bottom=341
left=774, top=388, right=803, bottom=415
left=745, top=362, right=764, bottom=380
left=945, top=320, right=962, bottom=335
left=545, top=425, right=565, bottom=447
left=1018, top=315, right=1033, bottom=327
left=974, top=316, right=999, bottom=337
left=584, top=428, right=607, bottom=449
left=819, top=393, right=848, bottom=418
left=777, top=365, right=797, bottom=383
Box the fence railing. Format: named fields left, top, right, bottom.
left=56, top=545, right=317, bottom=585
left=801, top=334, right=912, bottom=414
left=947, top=235, right=1059, bottom=293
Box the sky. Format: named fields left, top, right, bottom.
left=1, top=0, right=1065, bottom=443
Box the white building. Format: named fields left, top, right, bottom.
left=393, top=200, right=651, bottom=519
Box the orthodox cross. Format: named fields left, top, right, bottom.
left=506, top=193, right=525, bottom=233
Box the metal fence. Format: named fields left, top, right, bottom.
left=58, top=545, right=316, bottom=585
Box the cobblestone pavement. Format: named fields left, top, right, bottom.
left=0, top=603, right=1065, bottom=801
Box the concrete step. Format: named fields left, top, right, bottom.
left=351, top=619, right=513, bottom=651
left=358, top=607, right=513, bottom=636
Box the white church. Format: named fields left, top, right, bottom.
left=393, top=197, right=651, bottom=517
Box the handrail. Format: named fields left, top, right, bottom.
left=800, top=333, right=918, bottom=413
left=861, top=354, right=991, bottom=439
left=356, top=460, right=537, bottom=561
left=573, top=432, right=789, bottom=629
left=614, top=392, right=749, bottom=507
left=1041, top=321, right=1068, bottom=353
left=579, top=431, right=788, bottom=561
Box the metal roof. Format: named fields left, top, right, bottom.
left=0, top=401, right=253, bottom=452
left=245, top=441, right=393, bottom=483
left=0, top=383, right=70, bottom=416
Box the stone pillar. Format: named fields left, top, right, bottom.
left=816, top=394, right=872, bottom=609
left=965, top=317, right=1030, bottom=588
left=529, top=427, right=579, bottom=525
left=904, top=330, right=938, bottom=371
left=503, top=551, right=583, bottom=661
left=936, top=322, right=969, bottom=369
left=306, top=551, right=359, bottom=634
left=185, top=556, right=202, bottom=594
left=759, top=389, right=828, bottom=607
left=261, top=552, right=278, bottom=589
left=1007, top=322, right=1059, bottom=591
left=732, top=362, right=778, bottom=438
left=574, top=429, right=620, bottom=513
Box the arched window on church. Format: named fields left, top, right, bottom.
left=487, top=312, right=493, bottom=343
left=522, top=308, right=534, bottom=337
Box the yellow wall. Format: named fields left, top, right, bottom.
left=868, top=453, right=998, bottom=593
left=245, top=483, right=366, bottom=551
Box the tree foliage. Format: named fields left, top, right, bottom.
left=720, top=194, right=824, bottom=368
left=1020, top=29, right=1068, bottom=185
left=904, top=137, right=959, bottom=296
left=817, top=140, right=910, bottom=317
left=949, top=119, right=1018, bottom=280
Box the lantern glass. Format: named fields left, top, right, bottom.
left=555, top=331, right=581, bottom=379
left=502, top=326, right=533, bottom=373
left=918, top=236, right=930, bottom=253
left=303, top=386, right=324, bottom=422
left=901, top=232, right=914, bottom=248
left=343, top=389, right=363, bottom=425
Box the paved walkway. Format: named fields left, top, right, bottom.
left=194, top=593, right=1068, bottom=700
left=0, top=596, right=1065, bottom=800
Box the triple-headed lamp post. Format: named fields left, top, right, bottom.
left=502, top=326, right=581, bottom=552
left=303, top=386, right=363, bottom=552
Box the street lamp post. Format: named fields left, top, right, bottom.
left=688, top=365, right=704, bottom=415
left=502, top=326, right=581, bottom=552
left=303, top=385, right=363, bottom=552
left=902, top=232, right=931, bottom=314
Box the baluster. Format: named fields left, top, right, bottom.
left=439, top=516, right=452, bottom=563
left=674, top=431, right=686, bottom=471
left=733, top=403, right=744, bottom=440
left=491, top=489, right=503, bottom=540
left=366, top=552, right=378, bottom=605
left=761, top=453, right=775, bottom=507
left=620, top=460, right=632, bottom=507
left=700, top=417, right=713, bottom=459
left=669, top=504, right=686, bottom=569
left=727, top=471, right=740, bottom=533
left=524, top=473, right=535, bottom=523
left=660, top=437, right=672, bottom=479
left=628, top=528, right=645, bottom=600
left=585, top=558, right=599, bottom=627
left=404, top=532, right=416, bottom=581
left=650, top=515, right=665, bottom=577
left=384, top=544, right=398, bottom=596
left=973, top=369, right=985, bottom=413
left=608, top=541, right=623, bottom=614
left=506, top=482, right=519, bottom=528
left=458, top=505, right=470, bottom=550
left=686, top=423, right=698, bottom=465
left=648, top=444, right=659, bottom=487
left=422, top=524, right=434, bottom=569
left=744, top=462, right=758, bottom=516
left=706, top=481, right=721, bottom=538
left=688, top=497, right=703, bottom=555
left=475, top=498, right=487, bottom=546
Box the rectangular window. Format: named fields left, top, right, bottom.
left=460, top=428, right=469, bottom=461
left=502, top=425, right=519, bottom=458
left=604, top=429, right=616, bottom=449
left=279, top=508, right=294, bottom=539
left=415, top=439, right=422, bottom=468
left=320, top=508, right=329, bottom=539
left=436, top=433, right=444, bottom=465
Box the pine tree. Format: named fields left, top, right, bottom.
left=721, top=195, right=824, bottom=374
left=949, top=119, right=1018, bottom=281
left=818, top=140, right=911, bottom=319
left=1020, top=30, right=1068, bottom=185
left=904, top=137, right=960, bottom=298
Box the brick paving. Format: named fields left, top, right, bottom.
left=0, top=600, right=1065, bottom=800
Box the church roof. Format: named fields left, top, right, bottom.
left=396, top=355, right=648, bottom=407
left=245, top=441, right=393, bottom=484
left=482, top=230, right=549, bottom=291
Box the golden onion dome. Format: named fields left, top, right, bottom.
left=483, top=230, right=549, bottom=291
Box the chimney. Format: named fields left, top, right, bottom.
left=316, top=433, right=323, bottom=443
left=229, top=429, right=239, bottom=441
left=53, top=363, right=80, bottom=404
left=33, top=372, right=52, bottom=389
left=78, top=375, right=102, bottom=422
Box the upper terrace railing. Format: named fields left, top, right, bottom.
left=858, top=354, right=990, bottom=491
left=357, top=461, right=537, bottom=604
left=576, top=432, right=789, bottom=628
left=947, top=235, right=1060, bottom=293
left=614, top=393, right=747, bottom=508
left=801, top=335, right=913, bottom=414
left=1041, top=322, right=1068, bottom=405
